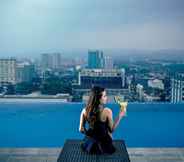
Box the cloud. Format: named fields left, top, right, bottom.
left=60, top=21, right=184, bottom=49
left=0, top=0, right=184, bottom=55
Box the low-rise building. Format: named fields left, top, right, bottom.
left=0, top=58, right=17, bottom=85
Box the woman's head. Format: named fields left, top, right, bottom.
left=85, top=86, right=107, bottom=125
left=89, top=86, right=107, bottom=106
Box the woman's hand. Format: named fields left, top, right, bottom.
left=119, top=103, right=127, bottom=118
left=119, top=109, right=126, bottom=118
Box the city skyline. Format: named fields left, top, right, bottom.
left=0, top=0, right=184, bottom=58
left=0, top=51, right=184, bottom=103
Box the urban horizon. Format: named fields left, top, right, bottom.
left=1, top=48, right=184, bottom=61
left=0, top=50, right=184, bottom=103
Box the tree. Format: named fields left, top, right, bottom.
left=40, top=76, right=72, bottom=95
left=15, top=82, right=33, bottom=95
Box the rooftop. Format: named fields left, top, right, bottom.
left=0, top=147, right=184, bottom=162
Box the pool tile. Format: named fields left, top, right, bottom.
left=0, top=148, right=13, bottom=155
left=7, top=156, right=47, bottom=162
left=0, top=155, right=10, bottom=162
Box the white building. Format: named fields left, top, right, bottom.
left=104, top=56, right=113, bottom=69
left=136, top=84, right=144, bottom=101
left=0, top=58, right=17, bottom=85
left=171, top=74, right=184, bottom=103
left=148, top=79, right=164, bottom=90
left=144, top=95, right=160, bottom=102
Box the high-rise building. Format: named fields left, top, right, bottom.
left=78, top=69, right=125, bottom=89
left=41, top=53, right=62, bottom=72
left=163, top=75, right=171, bottom=101
left=171, top=74, right=184, bottom=103
left=88, top=50, right=104, bottom=69
left=41, top=53, right=52, bottom=72
left=16, top=62, right=36, bottom=83
left=136, top=84, right=144, bottom=101
left=104, top=56, right=113, bottom=69
left=0, top=58, right=17, bottom=85
left=72, top=68, right=127, bottom=102
left=52, top=53, right=62, bottom=70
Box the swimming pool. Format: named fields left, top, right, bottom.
left=0, top=101, right=183, bottom=147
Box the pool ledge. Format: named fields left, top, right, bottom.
left=0, top=147, right=184, bottom=162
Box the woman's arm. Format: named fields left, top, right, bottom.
left=79, top=108, right=87, bottom=134
left=106, top=107, right=125, bottom=133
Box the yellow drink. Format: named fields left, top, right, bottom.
left=114, top=96, right=128, bottom=116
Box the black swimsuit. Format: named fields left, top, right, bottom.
left=81, top=119, right=116, bottom=154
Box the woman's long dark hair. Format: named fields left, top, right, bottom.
left=85, top=86, right=105, bottom=127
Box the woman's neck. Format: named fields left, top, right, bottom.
left=98, top=104, right=104, bottom=111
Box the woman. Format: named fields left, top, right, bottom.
left=79, top=86, right=126, bottom=154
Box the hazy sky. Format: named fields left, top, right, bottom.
left=0, top=0, right=184, bottom=57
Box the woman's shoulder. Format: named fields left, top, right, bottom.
left=103, top=107, right=112, bottom=115
left=82, top=107, right=86, bottom=112
left=81, top=108, right=87, bottom=116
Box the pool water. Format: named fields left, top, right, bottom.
left=0, top=102, right=183, bottom=147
